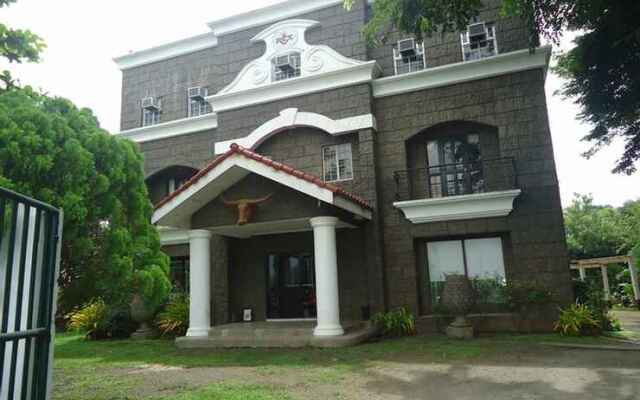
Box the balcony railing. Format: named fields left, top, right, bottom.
left=393, top=157, right=517, bottom=202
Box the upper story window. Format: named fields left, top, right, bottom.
left=393, top=38, right=426, bottom=75
left=426, top=134, right=481, bottom=198
left=187, top=87, right=212, bottom=118
left=272, top=52, right=301, bottom=82
left=323, top=143, right=353, bottom=182
left=167, top=177, right=188, bottom=194
left=141, top=96, right=161, bottom=127
left=460, top=22, right=498, bottom=61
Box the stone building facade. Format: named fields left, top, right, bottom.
left=116, top=0, right=572, bottom=339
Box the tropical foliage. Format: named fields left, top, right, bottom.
left=156, top=293, right=190, bottom=337
left=554, top=303, right=600, bottom=336
left=372, top=307, right=417, bottom=337
left=344, top=0, right=640, bottom=174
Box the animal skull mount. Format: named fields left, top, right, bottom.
left=221, top=194, right=273, bottom=225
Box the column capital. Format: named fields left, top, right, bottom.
left=189, top=229, right=212, bottom=240
left=310, top=216, right=339, bottom=228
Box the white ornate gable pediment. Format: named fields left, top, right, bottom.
left=207, top=19, right=379, bottom=112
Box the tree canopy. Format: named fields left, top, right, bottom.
left=345, top=0, right=640, bottom=174
left=564, top=194, right=640, bottom=260
left=0, top=88, right=171, bottom=313
left=0, top=0, right=171, bottom=313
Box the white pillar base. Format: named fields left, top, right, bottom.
left=314, top=324, right=344, bottom=337
left=310, top=216, right=344, bottom=337
left=186, top=327, right=210, bottom=337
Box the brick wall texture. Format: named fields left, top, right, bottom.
left=124, top=1, right=572, bottom=326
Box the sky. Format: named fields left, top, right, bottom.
left=1, top=0, right=639, bottom=208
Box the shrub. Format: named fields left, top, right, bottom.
left=504, top=281, right=555, bottom=313
left=156, top=293, right=189, bottom=337
left=554, top=303, right=600, bottom=336
left=67, top=298, right=110, bottom=339
left=372, top=307, right=416, bottom=337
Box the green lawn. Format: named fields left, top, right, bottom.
left=52, top=332, right=620, bottom=400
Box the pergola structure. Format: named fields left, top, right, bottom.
left=570, top=255, right=640, bottom=306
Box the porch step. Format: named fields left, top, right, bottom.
left=175, top=321, right=377, bottom=348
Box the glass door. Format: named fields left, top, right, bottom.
left=266, top=254, right=316, bottom=319
left=426, top=134, right=482, bottom=197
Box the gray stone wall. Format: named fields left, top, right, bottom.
left=374, top=69, right=572, bottom=314
left=369, top=0, right=530, bottom=76
left=120, top=1, right=368, bottom=131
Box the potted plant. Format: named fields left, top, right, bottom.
left=441, top=274, right=476, bottom=339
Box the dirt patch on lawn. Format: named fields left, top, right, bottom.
left=108, top=343, right=640, bottom=400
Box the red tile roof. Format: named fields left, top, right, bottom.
left=154, top=143, right=371, bottom=211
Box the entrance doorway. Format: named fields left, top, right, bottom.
left=266, top=254, right=316, bottom=319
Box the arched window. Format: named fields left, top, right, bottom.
left=145, top=165, right=198, bottom=205
left=272, top=52, right=301, bottom=82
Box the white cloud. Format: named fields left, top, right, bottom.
left=2, top=0, right=639, bottom=207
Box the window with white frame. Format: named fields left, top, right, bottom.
left=460, top=22, right=498, bottom=61
left=272, top=52, right=301, bottom=82
left=393, top=39, right=426, bottom=75
left=142, top=108, right=161, bottom=126
left=188, top=88, right=212, bottom=117
left=323, top=143, right=353, bottom=182
left=427, top=237, right=506, bottom=306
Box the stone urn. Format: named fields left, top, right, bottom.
left=130, top=293, right=154, bottom=339
left=441, top=274, right=476, bottom=339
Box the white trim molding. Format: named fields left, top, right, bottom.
left=207, top=19, right=380, bottom=113
left=157, top=227, right=191, bottom=246
left=117, top=112, right=218, bottom=143
left=207, top=0, right=344, bottom=36
left=393, top=189, right=522, bottom=224
left=214, top=108, right=376, bottom=154
left=114, top=32, right=219, bottom=71
left=373, top=46, right=552, bottom=98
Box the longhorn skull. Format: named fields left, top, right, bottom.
left=221, top=194, right=273, bottom=225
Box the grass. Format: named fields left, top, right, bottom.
left=53, top=332, right=620, bottom=399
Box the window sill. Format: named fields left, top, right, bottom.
left=118, top=112, right=218, bottom=143
left=393, top=189, right=521, bottom=224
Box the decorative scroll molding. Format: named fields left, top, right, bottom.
left=393, top=190, right=522, bottom=224
left=214, top=108, right=376, bottom=154
left=207, top=19, right=379, bottom=113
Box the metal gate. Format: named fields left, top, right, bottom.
left=0, top=187, right=62, bottom=400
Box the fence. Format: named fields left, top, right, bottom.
left=0, top=187, right=62, bottom=400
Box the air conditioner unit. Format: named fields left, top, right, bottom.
left=188, top=87, right=205, bottom=101
left=397, top=38, right=417, bottom=57
left=275, top=54, right=295, bottom=72
left=141, top=97, right=160, bottom=111
left=467, top=22, right=487, bottom=40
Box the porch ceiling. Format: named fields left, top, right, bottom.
left=152, top=144, right=372, bottom=229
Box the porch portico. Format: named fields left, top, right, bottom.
left=152, top=144, right=372, bottom=341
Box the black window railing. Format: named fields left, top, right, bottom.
left=393, top=157, right=517, bottom=201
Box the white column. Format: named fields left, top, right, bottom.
left=310, top=216, right=344, bottom=337
left=628, top=256, right=640, bottom=305
left=579, top=267, right=586, bottom=281
left=186, top=229, right=212, bottom=337
left=601, top=265, right=610, bottom=301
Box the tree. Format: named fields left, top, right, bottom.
left=0, top=0, right=170, bottom=313
left=0, top=0, right=46, bottom=88
left=0, top=88, right=171, bottom=313
left=344, top=0, right=640, bottom=174
left=563, top=194, right=626, bottom=259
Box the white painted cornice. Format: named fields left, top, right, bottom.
left=117, top=113, right=218, bottom=143
left=393, top=189, right=521, bottom=224
left=373, top=46, right=552, bottom=98
left=207, top=0, right=344, bottom=36
left=214, top=108, right=376, bottom=154
left=114, top=32, right=219, bottom=71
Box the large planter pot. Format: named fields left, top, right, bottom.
left=441, top=274, right=476, bottom=339
left=130, top=294, right=154, bottom=339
